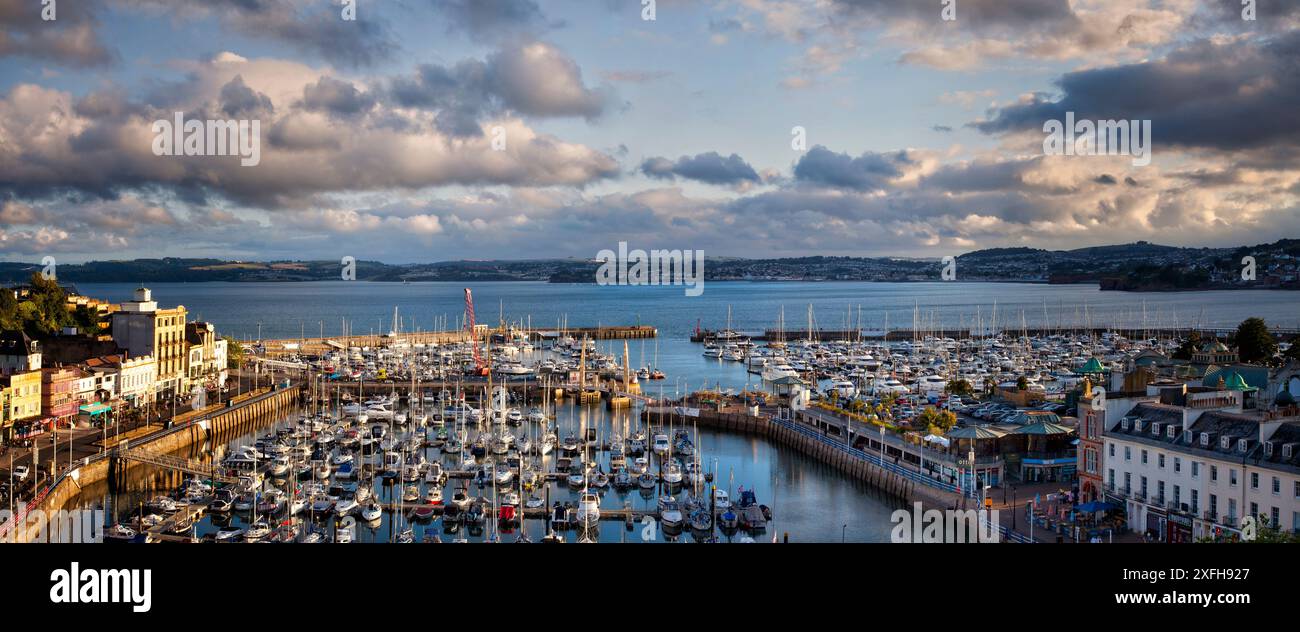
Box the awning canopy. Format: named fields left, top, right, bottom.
left=79, top=402, right=111, bottom=416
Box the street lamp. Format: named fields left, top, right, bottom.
left=969, top=447, right=977, bottom=504
left=879, top=426, right=885, bottom=467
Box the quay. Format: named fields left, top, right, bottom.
left=2, top=383, right=302, bottom=543
left=690, top=325, right=1300, bottom=342
left=260, top=325, right=656, bottom=356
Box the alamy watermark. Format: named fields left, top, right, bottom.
left=0, top=508, right=105, bottom=543
left=595, top=242, right=704, bottom=297
left=152, top=112, right=261, bottom=167
left=1043, top=112, right=1151, bottom=167
left=890, top=502, right=1001, bottom=543
left=49, top=562, right=151, bottom=613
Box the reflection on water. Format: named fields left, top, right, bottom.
left=68, top=401, right=903, bottom=543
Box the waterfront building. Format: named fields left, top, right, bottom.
left=0, top=330, right=41, bottom=375
left=184, top=321, right=227, bottom=392
left=1103, top=379, right=1300, bottom=541
left=85, top=354, right=155, bottom=408
left=110, top=287, right=188, bottom=400
left=0, top=369, right=42, bottom=442
left=1192, top=341, right=1238, bottom=365
left=1077, top=380, right=1105, bottom=503
left=40, top=366, right=83, bottom=429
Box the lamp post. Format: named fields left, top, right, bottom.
left=879, top=426, right=885, bottom=467
left=969, top=447, right=977, bottom=503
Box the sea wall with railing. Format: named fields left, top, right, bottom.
left=2, top=384, right=301, bottom=542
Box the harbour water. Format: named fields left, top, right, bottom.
left=68, top=400, right=901, bottom=543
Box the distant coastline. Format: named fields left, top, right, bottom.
left=4, top=238, right=1298, bottom=292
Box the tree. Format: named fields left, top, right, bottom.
left=1172, top=330, right=1202, bottom=361
left=945, top=379, right=973, bottom=398
left=1234, top=317, right=1277, bottom=364
left=917, top=406, right=957, bottom=433
left=224, top=335, right=244, bottom=369
left=1016, top=375, right=1029, bottom=391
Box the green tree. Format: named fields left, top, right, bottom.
left=1172, top=330, right=1202, bottom=361
left=224, top=335, right=244, bottom=369
left=1016, top=375, right=1029, bottom=391
left=945, top=379, right=973, bottom=397
left=1234, top=317, right=1277, bottom=364
left=917, top=406, right=957, bottom=433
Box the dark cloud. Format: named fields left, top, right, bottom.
left=219, top=75, right=274, bottom=117
left=641, top=152, right=760, bottom=185
left=831, top=0, right=1078, bottom=31
left=389, top=42, right=610, bottom=136
left=300, top=76, right=376, bottom=116
left=436, top=0, right=549, bottom=40
left=975, top=32, right=1300, bottom=155
left=0, top=0, right=115, bottom=66
left=793, top=146, right=910, bottom=191
left=118, top=0, right=396, bottom=67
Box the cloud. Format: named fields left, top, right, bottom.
left=0, top=0, right=115, bottom=67
left=0, top=53, right=621, bottom=208
left=641, top=152, right=761, bottom=186
left=974, top=32, right=1300, bottom=157
left=435, top=0, right=550, bottom=41
left=389, top=41, right=612, bottom=136
left=116, top=0, right=397, bottom=67
left=793, top=146, right=912, bottom=191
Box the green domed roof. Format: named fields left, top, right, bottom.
left=1076, top=357, right=1106, bottom=374
left=1224, top=371, right=1256, bottom=392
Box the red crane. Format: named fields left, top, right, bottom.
left=464, top=288, right=489, bottom=376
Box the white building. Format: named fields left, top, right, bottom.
left=1104, top=392, right=1300, bottom=541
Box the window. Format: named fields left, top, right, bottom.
left=1109, top=444, right=1115, bottom=458
left=1125, top=446, right=1131, bottom=462
left=1124, top=472, right=1131, bottom=493
left=1156, top=453, right=1164, bottom=468
left=1142, top=450, right=1149, bottom=465
left=1190, top=489, right=1197, bottom=513
left=1209, top=494, right=1217, bottom=517
left=1272, top=507, right=1280, bottom=528
left=1192, top=462, right=1199, bottom=478
left=1174, top=457, right=1181, bottom=474
left=1230, top=469, right=1238, bottom=487
left=1108, top=469, right=1115, bottom=486
left=1295, top=481, right=1299, bottom=499
left=1173, top=485, right=1180, bottom=507
left=1251, top=472, right=1259, bottom=490
left=1141, top=476, right=1148, bottom=498
left=1272, top=477, right=1280, bottom=495
left=1250, top=502, right=1258, bottom=518
left=1156, top=480, right=1164, bottom=501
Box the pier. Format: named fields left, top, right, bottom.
left=260, top=325, right=657, bottom=356
left=690, top=325, right=1300, bottom=342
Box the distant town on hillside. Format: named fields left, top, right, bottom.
left=3, top=240, right=1298, bottom=291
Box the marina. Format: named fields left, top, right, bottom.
left=12, top=280, right=1300, bottom=543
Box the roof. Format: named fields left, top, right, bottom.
left=1202, top=364, right=1270, bottom=391
left=0, top=330, right=35, bottom=355
left=1076, top=357, right=1106, bottom=374
left=947, top=425, right=1005, bottom=440
left=1223, top=371, right=1256, bottom=392
left=1010, top=419, right=1074, bottom=436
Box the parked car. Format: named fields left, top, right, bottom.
left=12, top=465, right=29, bottom=481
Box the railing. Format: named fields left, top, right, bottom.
left=777, top=419, right=1036, bottom=543
left=773, top=417, right=961, bottom=494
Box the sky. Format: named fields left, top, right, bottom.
left=0, top=0, right=1298, bottom=264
